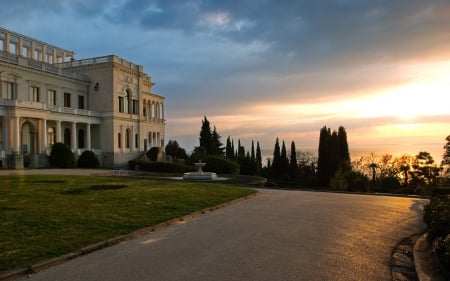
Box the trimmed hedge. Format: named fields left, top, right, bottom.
left=49, top=143, right=75, bottom=168
left=77, top=150, right=100, bottom=168
left=130, top=160, right=195, bottom=173
left=423, top=195, right=450, bottom=278
left=204, top=155, right=239, bottom=175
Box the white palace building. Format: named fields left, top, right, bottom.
left=0, top=27, right=165, bottom=169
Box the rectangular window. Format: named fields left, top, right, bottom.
left=118, top=96, right=124, bottom=113
left=132, top=100, right=139, bottom=115
left=64, top=92, right=71, bottom=107
left=47, top=90, right=56, bottom=106
left=30, top=86, right=39, bottom=102
left=135, top=134, right=139, bottom=148
left=2, top=81, right=14, bottom=99
left=78, top=95, right=85, bottom=109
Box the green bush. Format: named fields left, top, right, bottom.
left=431, top=234, right=450, bottom=279
left=77, top=150, right=100, bottom=168
left=49, top=143, right=75, bottom=168
left=423, top=196, right=450, bottom=241
left=423, top=195, right=450, bottom=279
left=205, top=155, right=239, bottom=174
left=330, top=171, right=369, bottom=192
left=146, top=147, right=160, bottom=161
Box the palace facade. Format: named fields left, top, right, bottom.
left=0, top=27, right=165, bottom=169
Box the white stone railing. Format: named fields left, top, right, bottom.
left=0, top=98, right=101, bottom=117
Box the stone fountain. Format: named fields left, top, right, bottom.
left=183, top=160, right=218, bottom=180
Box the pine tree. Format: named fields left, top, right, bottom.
left=289, top=141, right=298, bottom=179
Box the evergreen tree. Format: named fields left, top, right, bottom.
left=318, top=125, right=352, bottom=186
left=199, top=116, right=212, bottom=153
left=237, top=139, right=245, bottom=161
left=256, top=141, right=263, bottom=173
left=280, top=140, right=290, bottom=177
left=289, top=141, right=298, bottom=179
left=231, top=139, right=235, bottom=159
left=271, top=138, right=282, bottom=178
left=210, top=126, right=224, bottom=156
left=225, top=136, right=233, bottom=159
left=251, top=141, right=256, bottom=162
left=337, top=126, right=351, bottom=172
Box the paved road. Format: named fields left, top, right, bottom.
left=18, top=189, right=427, bottom=281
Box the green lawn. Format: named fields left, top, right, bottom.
left=0, top=175, right=256, bottom=273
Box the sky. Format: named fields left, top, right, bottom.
left=2, top=0, right=450, bottom=162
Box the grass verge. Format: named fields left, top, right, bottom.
left=0, top=175, right=256, bottom=273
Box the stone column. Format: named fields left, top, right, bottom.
left=71, top=122, right=77, bottom=152
left=4, top=32, right=10, bottom=53
left=86, top=123, right=91, bottom=150
left=30, top=41, right=35, bottom=59
left=52, top=48, right=57, bottom=65
left=13, top=116, right=20, bottom=153
left=56, top=121, right=61, bottom=143
left=18, top=37, right=23, bottom=56
left=41, top=45, right=47, bottom=63
left=41, top=119, right=47, bottom=154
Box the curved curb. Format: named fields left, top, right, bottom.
left=413, top=233, right=445, bottom=281
left=0, top=191, right=260, bottom=281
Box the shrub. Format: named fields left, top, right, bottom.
left=380, top=176, right=402, bottom=192
left=77, top=150, right=100, bottom=168
left=423, top=195, right=450, bottom=279
left=330, top=171, right=369, bottom=192
left=204, top=155, right=239, bottom=174
left=146, top=147, right=160, bottom=161
left=423, top=196, right=450, bottom=241
left=49, top=143, right=75, bottom=168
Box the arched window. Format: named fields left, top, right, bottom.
left=78, top=129, right=85, bottom=148
left=125, top=129, right=130, bottom=148
left=47, top=127, right=55, bottom=147
left=118, top=133, right=122, bottom=148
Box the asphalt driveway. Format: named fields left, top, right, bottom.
left=16, top=188, right=427, bottom=281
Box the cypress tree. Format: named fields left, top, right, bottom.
left=225, top=136, right=233, bottom=159
left=199, top=116, right=212, bottom=153
left=251, top=140, right=256, bottom=162
left=211, top=126, right=224, bottom=156
left=271, top=138, right=281, bottom=178
left=281, top=140, right=289, bottom=177
left=318, top=126, right=331, bottom=186
left=337, top=126, right=351, bottom=172
left=289, top=141, right=298, bottom=179
left=256, top=141, right=263, bottom=173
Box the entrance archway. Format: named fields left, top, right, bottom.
left=21, top=122, right=37, bottom=155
